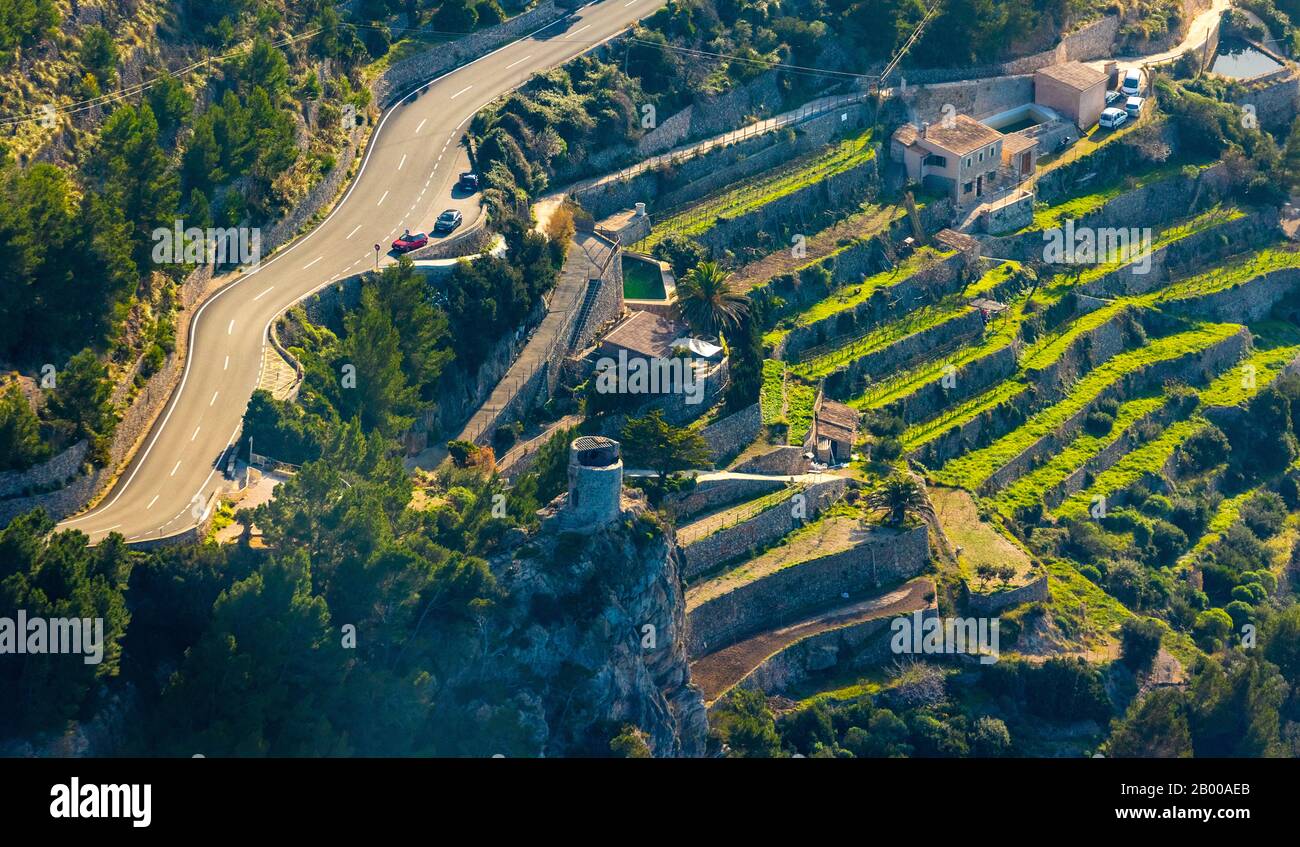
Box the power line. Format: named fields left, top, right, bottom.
left=0, top=29, right=322, bottom=127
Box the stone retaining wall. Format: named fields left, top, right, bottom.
left=576, top=103, right=874, bottom=221
left=727, top=599, right=940, bottom=704
left=732, top=445, right=810, bottom=475
left=699, top=403, right=762, bottom=466
left=777, top=249, right=974, bottom=362
left=680, top=477, right=847, bottom=581
left=690, top=156, right=882, bottom=258
left=965, top=573, right=1049, bottom=614
left=1163, top=266, right=1300, bottom=324
left=910, top=327, right=1250, bottom=469
left=686, top=523, right=929, bottom=657
left=669, top=475, right=786, bottom=522
left=371, top=2, right=565, bottom=108
left=822, top=308, right=986, bottom=400
left=0, top=441, right=87, bottom=499
left=1044, top=397, right=1188, bottom=509
left=1077, top=211, right=1278, bottom=299
left=877, top=337, right=1020, bottom=426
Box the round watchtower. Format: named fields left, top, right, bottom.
left=566, top=436, right=623, bottom=528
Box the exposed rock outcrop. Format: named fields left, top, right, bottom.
left=476, top=500, right=708, bottom=757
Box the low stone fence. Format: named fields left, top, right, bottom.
left=699, top=403, right=762, bottom=466
left=680, top=477, right=847, bottom=581
left=686, top=523, right=929, bottom=657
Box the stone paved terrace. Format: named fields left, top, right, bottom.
left=686, top=513, right=866, bottom=609
left=689, top=577, right=935, bottom=703
left=456, top=231, right=616, bottom=444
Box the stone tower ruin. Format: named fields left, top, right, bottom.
left=564, top=436, right=623, bottom=528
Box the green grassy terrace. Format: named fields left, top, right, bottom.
left=1029, top=161, right=1189, bottom=232
left=760, top=359, right=786, bottom=425
left=763, top=245, right=956, bottom=349
left=907, top=321, right=1241, bottom=457
left=847, top=300, right=1026, bottom=412
left=788, top=261, right=1023, bottom=381
left=1054, top=332, right=1300, bottom=521
left=1035, top=205, right=1245, bottom=302
left=1149, top=244, right=1300, bottom=305
left=644, top=127, right=876, bottom=250
left=786, top=380, right=818, bottom=444
left=788, top=301, right=971, bottom=380
left=990, top=394, right=1168, bottom=517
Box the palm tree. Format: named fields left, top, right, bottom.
left=865, top=474, right=933, bottom=527
left=675, top=260, right=750, bottom=338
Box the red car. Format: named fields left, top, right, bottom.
left=391, top=230, right=428, bottom=253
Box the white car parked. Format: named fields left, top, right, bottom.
left=1099, top=107, right=1128, bottom=130
left=1121, top=68, right=1143, bottom=96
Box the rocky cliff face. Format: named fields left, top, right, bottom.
left=476, top=501, right=709, bottom=757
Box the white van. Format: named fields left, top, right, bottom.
left=1099, top=107, right=1128, bottom=130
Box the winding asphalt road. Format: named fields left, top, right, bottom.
left=60, top=1, right=662, bottom=544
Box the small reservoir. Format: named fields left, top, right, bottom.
left=1211, top=37, right=1283, bottom=79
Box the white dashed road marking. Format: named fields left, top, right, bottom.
left=170, top=461, right=181, bottom=477
left=227, top=320, right=235, bottom=335
left=147, top=495, right=159, bottom=510
left=191, top=426, right=201, bottom=442
left=450, top=85, right=473, bottom=99
left=303, top=256, right=322, bottom=269
left=378, top=190, right=389, bottom=205
left=415, top=118, right=427, bottom=134
left=254, top=286, right=274, bottom=300
left=398, top=154, right=406, bottom=170
left=210, top=391, right=219, bottom=407
left=566, top=24, right=592, bottom=39
left=506, top=55, right=533, bottom=69
left=347, top=224, right=362, bottom=239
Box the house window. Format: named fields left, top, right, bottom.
left=965, top=157, right=972, bottom=169
left=923, top=154, right=947, bottom=168
left=978, top=151, right=983, bottom=162
left=963, top=181, right=974, bottom=194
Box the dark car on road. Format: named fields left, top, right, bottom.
left=458, top=171, right=479, bottom=192
left=391, top=230, right=429, bottom=252
left=434, top=209, right=463, bottom=234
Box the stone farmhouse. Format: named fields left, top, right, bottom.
left=890, top=115, right=1008, bottom=205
